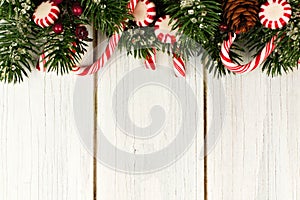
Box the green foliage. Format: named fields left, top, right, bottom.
left=119, top=26, right=160, bottom=58
left=0, top=0, right=29, bottom=19
left=0, top=0, right=299, bottom=83
left=118, top=0, right=223, bottom=63
left=245, top=0, right=300, bottom=76
left=0, top=0, right=40, bottom=83
left=118, top=0, right=172, bottom=60
left=41, top=28, right=89, bottom=74
left=0, top=0, right=92, bottom=83
left=0, top=20, right=40, bottom=83
left=204, top=31, right=230, bottom=77
left=166, top=0, right=221, bottom=46
left=39, top=1, right=91, bottom=74
left=165, top=0, right=240, bottom=76
left=81, top=0, right=131, bottom=36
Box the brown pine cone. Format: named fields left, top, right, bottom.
left=223, top=0, right=259, bottom=33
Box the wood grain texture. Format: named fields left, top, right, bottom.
left=0, top=35, right=299, bottom=200
left=0, top=73, right=94, bottom=200
left=207, top=69, right=300, bottom=200
left=96, top=52, right=205, bottom=200
left=0, top=26, right=95, bottom=200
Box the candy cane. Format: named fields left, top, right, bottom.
left=36, top=51, right=49, bottom=72
left=74, top=0, right=139, bottom=76
left=75, top=33, right=122, bottom=76
left=36, top=0, right=138, bottom=74
left=154, top=15, right=185, bottom=76
left=144, top=48, right=156, bottom=70
left=173, top=54, right=185, bottom=77
left=220, top=33, right=277, bottom=73
left=37, top=42, right=79, bottom=72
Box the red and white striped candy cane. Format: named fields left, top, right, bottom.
left=75, top=33, right=122, bottom=75
left=74, top=0, right=139, bottom=76
left=37, top=0, right=138, bottom=74
left=154, top=15, right=185, bottom=76
left=220, top=33, right=277, bottom=73
left=36, top=51, right=49, bottom=72
left=144, top=48, right=156, bottom=70
left=37, top=42, right=78, bottom=72
left=173, top=54, right=185, bottom=77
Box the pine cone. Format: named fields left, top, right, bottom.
left=223, top=0, right=259, bottom=33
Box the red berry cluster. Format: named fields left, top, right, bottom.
left=51, top=0, right=88, bottom=40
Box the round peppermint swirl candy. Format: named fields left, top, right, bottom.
left=259, top=0, right=292, bottom=29
left=33, top=1, right=60, bottom=28
left=132, top=0, right=156, bottom=27
left=154, top=15, right=179, bottom=44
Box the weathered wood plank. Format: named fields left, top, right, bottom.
left=0, top=73, right=94, bottom=200
left=96, top=51, right=205, bottom=200
left=0, top=27, right=95, bottom=200
left=207, top=68, right=300, bottom=200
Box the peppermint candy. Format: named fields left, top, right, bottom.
left=259, top=0, right=292, bottom=29
left=154, top=15, right=179, bottom=44
left=33, top=1, right=60, bottom=28
left=132, top=0, right=156, bottom=27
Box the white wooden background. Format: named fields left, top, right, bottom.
left=0, top=34, right=299, bottom=200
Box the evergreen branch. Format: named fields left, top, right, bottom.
left=81, top=0, right=131, bottom=36
left=0, top=9, right=40, bottom=83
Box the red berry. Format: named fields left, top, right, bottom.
left=52, top=0, right=63, bottom=4
left=75, top=26, right=88, bottom=40
left=53, top=23, right=63, bottom=34
left=219, top=24, right=228, bottom=32
left=72, top=4, right=83, bottom=16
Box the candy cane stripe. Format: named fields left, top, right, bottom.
left=220, top=33, right=277, bottom=73
left=75, top=32, right=123, bottom=76
left=145, top=49, right=156, bottom=70
left=173, top=54, right=185, bottom=77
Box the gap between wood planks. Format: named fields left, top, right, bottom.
left=203, top=67, right=208, bottom=200
left=93, top=29, right=98, bottom=200
left=91, top=30, right=209, bottom=200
